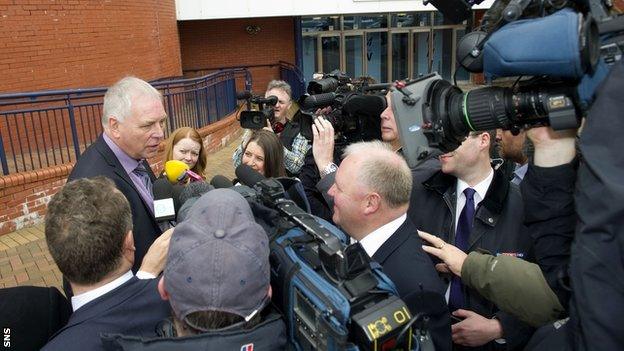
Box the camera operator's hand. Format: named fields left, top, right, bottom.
left=314, top=106, right=333, bottom=117
left=419, top=230, right=467, bottom=277
left=263, top=118, right=274, bottom=133
left=451, top=309, right=503, bottom=347
left=312, top=116, right=335, bottom=176
left=528, top=126, right=576, bottom=167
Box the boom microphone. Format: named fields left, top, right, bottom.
left=210, top=175, right=234, bottom=189
left=235, top=164, right=265, bottom=187
left=236, top=90, right=253, bottom=100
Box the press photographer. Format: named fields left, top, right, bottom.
left=234, top=80, right=310, bottom=176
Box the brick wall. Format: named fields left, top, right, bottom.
left=0, top=113, right=242, bottom=236
left=0, top=0, right=182, bottom=94
left=178, top=17, right=296, bottom=92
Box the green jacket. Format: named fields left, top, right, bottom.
left=461, top=252, right=565, bottom=327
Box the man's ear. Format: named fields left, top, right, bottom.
left=122, top=230, right=136, bottom=264
left=479, top=132, right=491, bottom=151
left=107, top=116, right=121, bottom=139
left=363, top=192, right=381, bottom=215
left=158, top=277, right=170, bottom=301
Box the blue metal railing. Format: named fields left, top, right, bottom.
left=0, top=69, right=251, bottom=175
left=279, top=61, right=306, bottom=101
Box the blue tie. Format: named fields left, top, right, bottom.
left=449, top=187, right=476, bottom=311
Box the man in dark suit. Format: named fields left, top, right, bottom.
left=68, top=76, right=167, bottom=273
left=42, top=177, right=171, bottom=351
left=409, top=131, right=534, bottom=350
left=326, top=140, right=451, bottom=351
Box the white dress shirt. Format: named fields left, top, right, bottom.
left=454, top=169, right=494, bottom=231
left=71, top=271, right=134, bottom=312
left=358, top=214, right=407, bottom=257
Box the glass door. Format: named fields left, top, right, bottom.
left=431, top=28, right=454, bottom=80
left=302, top=35, right=318, bottom=81
left=344, top=34, right=364, bottom=79
left=320, top=35, right=341, bottom=74
left=391, top=31, right=409, bottom=81
left=365, top=31, right=388, bottom=83
left=413, top=30, right=431, bottom=78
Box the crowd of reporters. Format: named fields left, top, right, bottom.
left=1, top=59, right=622, bottom=350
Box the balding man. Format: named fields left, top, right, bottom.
left=327, top=140, right=451, bottom=351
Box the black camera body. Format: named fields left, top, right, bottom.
left=298, top=72, right=389, bottom=143
left=239, top=94, right=278, bottom=129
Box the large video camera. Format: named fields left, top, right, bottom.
left=237, top=91, right=279, bottom=129
left=233, top=164, right=428, bottom=351
left=394, top=0, right=623, bottom=168
left=298, top=70, right=390, bottom=143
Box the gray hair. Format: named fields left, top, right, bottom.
left=266, top=80, right=292, bottom=100
left=343, top=140, right=412, bottom=208
left=102, top=76, right=162, bottom=126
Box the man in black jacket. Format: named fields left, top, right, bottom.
left=408, top=130, right=534, bottom=350
left=327, top=140, right=451, bottom=351
left=68, top=76, right=166, bottom=274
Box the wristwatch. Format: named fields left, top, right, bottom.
left=320, top=162, right=338, bottom=178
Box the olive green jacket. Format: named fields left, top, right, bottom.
left=461, top=252, right=565, bottom=327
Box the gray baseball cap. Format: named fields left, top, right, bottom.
left=164, top=188, right=270, bottom=323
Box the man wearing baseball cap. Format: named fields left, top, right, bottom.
left=102, top=188, right=287, bottom=350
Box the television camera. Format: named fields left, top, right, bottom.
left=236, top=91, right=279, bottom=130
left=298, top=70, right=391, bottom=143
left=233, top=164, right=432, bottom=351
left=394, top=0, right=624, bottom=168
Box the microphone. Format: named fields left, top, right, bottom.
left=177, top=181, right=214, bottom=223
left=164, top=160, right=189, bottom=183
left=178, top=182, right=214, bottom=207
left=164, top=160, right=203, bottom=183
left=236, top=90, right=253, bottom=100
left=210, top=175, right=234, bottom=189
left=235, top=164, right=265, bottom=187
left=153, top=178, right=176, bottom=222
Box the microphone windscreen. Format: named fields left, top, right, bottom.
left=177, top=197, right=199, bottom=223
left=164, top=160, right=189, bottom=183
left=210, top=175, right=234, bottom=189
left=153, top=178, right=174, bottom=200
left=235, top=164, right=265, bottom=187
left=178, top=181, right=214, bottom=208
left=171, top=184, right=185, bottom=214
left=236, top=90, right=252, bottom=100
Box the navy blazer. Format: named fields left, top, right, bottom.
left=68, top=134, right=162, bottom=272
left=372, top=217, right=452, bottom=351
left=42, top=277, right=170, bottom=351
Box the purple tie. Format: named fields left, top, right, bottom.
left=133, top=162, right=153, bottom=198
left=449, top=187, right=476, bottom=311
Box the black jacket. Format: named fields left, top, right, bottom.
left=100, top=310, right=287, bottom=351
left=68, top=134, right=162, bottom=273
left=372, top=217, right=452, bottom=351
left=43, top=277, right=170, bottom=351
left=408, top=167, right=535, bottom=350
